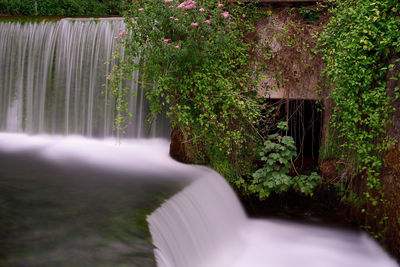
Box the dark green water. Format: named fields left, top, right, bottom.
left=0, top=151, right=183, bottom=266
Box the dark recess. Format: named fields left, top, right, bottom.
left=261, top=99, right=322, bottom=169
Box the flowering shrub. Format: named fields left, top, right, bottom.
left=111, top=0, right=261, bottom=177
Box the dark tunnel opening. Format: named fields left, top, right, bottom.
left=262, top=99, right=323, bottom=170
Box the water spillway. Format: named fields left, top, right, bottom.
left=0, top=19, right=398, bottom=267
left=148, top=170, right=398, bottom=267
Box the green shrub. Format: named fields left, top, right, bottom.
left=0, top=0, right=125, bottom=16
left=109, top=0, right=263, bottom=181
left=318, top=0, right=400, bottom=235
left=242, top=122, right=321, bottom=198
left=319, top=0, right=400, bottom=195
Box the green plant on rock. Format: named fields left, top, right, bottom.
left=299, top=5, right=323, bottom=23
left=245, top=122, right=321, bottom=199
left=292, top=172, right=322, bottom=196
left=319, top=0, right=400, bottom=196
left=318, top=0, right=400, bottom=237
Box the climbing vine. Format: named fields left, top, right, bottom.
left=318, top=0, right=400, bottom=228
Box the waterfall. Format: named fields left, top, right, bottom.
left=148, top=169, right=398, bottom=267
left=0, top=18, right=168, bottom=138
left=148, top=168, right=247, bottom=267
left=0, top=18, right=398, bottom=267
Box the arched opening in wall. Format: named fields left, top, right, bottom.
left=263, top=99, right=322, bottom=171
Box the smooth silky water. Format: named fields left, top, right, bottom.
left=0, top=19, right=398, bottom=267
left=0, top=134, right=192, bottom=266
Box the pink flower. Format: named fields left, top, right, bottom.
left=218, top=2, right=224, bottom=7
left=174, top=18, right=179, bottom=21
left=139, top=8, right=144, bottom=11
left=118, top=29, right=127, bottom=38
left=170, top=16, right=174, bottom=19
left=164, top=0, right=173, bottom=2
left=191, top=22, right=199, bottom=26
left=114, top=36, right=118, bottom=39
left=204, top=19, right=211, bottom=24
left=220, top=11, right=229, bottom=18
left=163, top=39, right=170, bottom=43
left=199, top=8, right=205, bottom=12
left=200, top=35, right=204, bottom=38
left=177, top=0, right=196, bottom=9
left=175, top=45, right=181, bottom=49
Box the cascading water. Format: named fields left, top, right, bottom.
left=0, top=19, right=398, bottom=267
left=148, top=168, right=247, bottom=267
left=148, top=169, right=398, bottom=267
left=0, top=18, right=168, bottom=138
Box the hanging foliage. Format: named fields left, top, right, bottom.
left=318, top=0, right=400, bottom=227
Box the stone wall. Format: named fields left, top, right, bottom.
left=381, top=52, right=400, bottom=259
left=254, top=6, right=325, bottom=100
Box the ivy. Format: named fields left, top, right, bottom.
left=318, top=0, right=400, bottom=228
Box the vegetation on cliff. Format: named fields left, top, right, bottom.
left=109, top=0, right=322, bottom=199
left=319, top=0, right=400, bottom=240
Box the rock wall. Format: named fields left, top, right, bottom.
left=254, top=5, right=326, bottom=100
left=381, top=52, right=400, bottom=259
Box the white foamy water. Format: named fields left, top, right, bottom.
left=0, top=133, right=193, bottom=178
left=148, top=169, right=247, bottom=267
left=0, top=133, right=397, bottom=267
left=148, top=168, right=398, bottom=267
